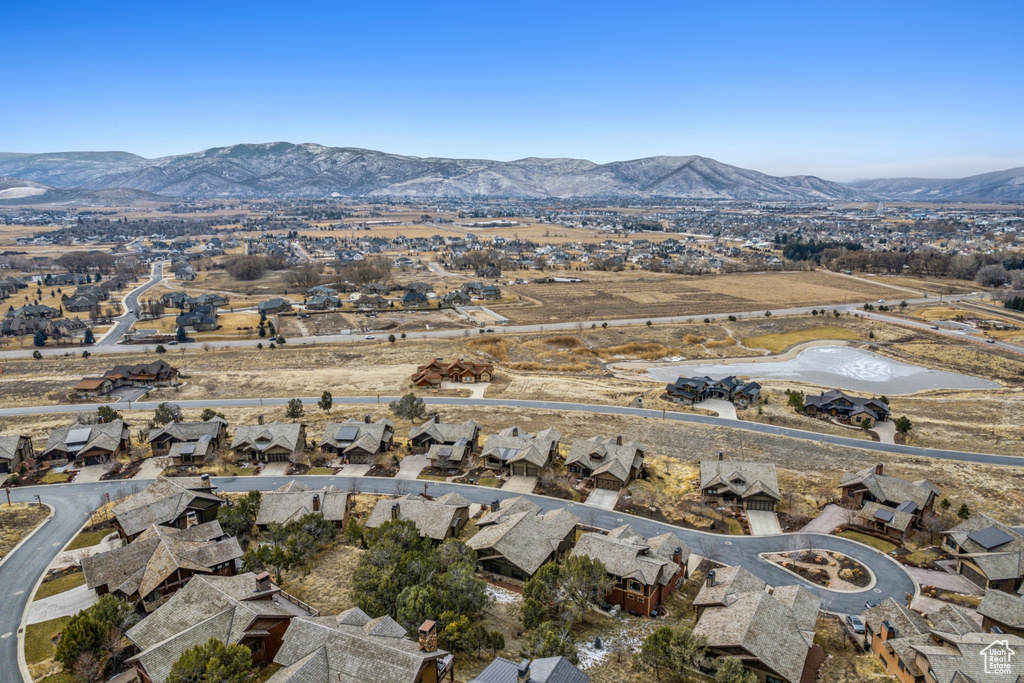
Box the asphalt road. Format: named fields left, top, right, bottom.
left=0, top=475, right=916, bottom=683
left=2, top=395, right=1021, bottom=468
left=7, top=290, right=1013, bottom=360
left=95, top=262, right=164, bottom=348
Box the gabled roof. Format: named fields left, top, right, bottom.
left=979, top=589, right=1024, bottom=629
left=571, top=525, right=689, bottom=587
left=43, top=420, right=127, bottom=458
left=364, top=494, right=469, bottom=541
left=256, top=482, right=348, bottom=527
left=320, top=419, right=392, bottom=454
left=408, top=419, right=480, bottom=445
left=467, top=508, right=579, bottom=576
left=564, top=436, right=644, bottom=482
left=470, top=656, right=589, bottom=683
left=148, top=419, right=224, bottom=444
left=231, top=421, right=304, bottom=453
left=839, top=464, right=938, bottom=508
left=476, top=496, right=542, bottom=527
left=0, top=434, right=30, bottom=462
left=700, top=459, right=780, bottom=502
left=112, top=476, right=222, bottom=538
left=481, top=427, right=560, bottom=468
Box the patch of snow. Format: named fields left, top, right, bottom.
left=486, top=585, right=521, bottom=605
left=0, top=187, right=47, bottom=199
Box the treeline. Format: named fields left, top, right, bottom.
left=1006, top=296, right=1024, bottom=312
left=782, top=240, right=861, bottom=262
left=827, top=249, right=1024, bottom=283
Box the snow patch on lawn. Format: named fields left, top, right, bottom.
left=486, top=584, right=521, bottom=605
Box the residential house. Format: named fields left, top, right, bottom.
left=441, top=290, right=471, bottom=306
left=73, top=376, right=116, bottom=398
left=474, top=266, right=502, bottom=279
left=424, top=441, right=470, bottom=471
left=175, top=307, right=218, bottom=331
left=664, top=375, right=761, bottom=408
left=0, top=434, right=33, bottom=474
left=364, top=493, right=472, bottom=542
left=267, top=608, right=453, bottom=683
left=42, top=420, right=131, bottom=466
left=408, top=417, right=481, bottom=454
left=148, top=417, right=228, bottom=456
left=82, top=521, right=242, bottom=611
left=401, top=290, right=430, bottom=308
left=978, top=589, right=1024, bottom=637
left=319, top=417, right=394, bottom=464
left=256, top=480, right=350, bottom=530
left=258, top=298, right=293, bottom=315
left=126, top=573, right=297, bottom=683
left=64, top=293, right=101, bottom=313
left=481, top=426, right=561, bottom=477
left=803, top=389, right=890, bottom=426
left=305, top=294, right=342, bottom=310
left=102, top=360, right=180, bottom=388
left=305, top=285, right=337, bottom=298
left=167, top=435, right=216, bottom=467
left=840, top=464, right=939, bottom=538
left=468, top=500, right=578, bottom=581
left=942, top=514, right=1024, bottom=592
left=112, top=475, right=224, bottom=541
left=700, top=456, right=780, bottom=511
left=353, top=294, right=389, bottom=310
left=411, top=358, right=494, bottom=386
left=175, top=265, right=197, bottom=281
left=462, top=282, right=500, bottom=299
left=564, top=436, right=645, bottom=490
left=570, top=524, right=690, bottom=616
left=693, top=568, right=824, bottom=683
left=469, top=657, right=587, bottom=683
left=861, top=598, right=1018, bottom=683
left=232, top=421, right=308, bottom=464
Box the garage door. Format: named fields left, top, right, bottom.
left=747, top=499, right=775, bottom=511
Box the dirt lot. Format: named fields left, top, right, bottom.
left=492, top=270, right=899, bottom=324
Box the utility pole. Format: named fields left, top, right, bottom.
left=5, top=487, right=10, bottom=506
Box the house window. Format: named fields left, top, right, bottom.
left=627, top=580, right=643, bottom=594
left=766, top=676, right=782, bottom=683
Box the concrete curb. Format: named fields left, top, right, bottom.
left=8, top=503, right=55, bottom=683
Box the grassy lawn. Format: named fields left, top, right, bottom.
left=477, top=477, right=501, bottom=488
left=307, top=467, right=336, bottom=476
left=417, top=474, right=447, bottom=482
left=837, top=530, right=897, bottom=554
left=34, top=571, right=86, bottom=601
left=65, top=528, right=113, bottom=551
left=25, top=616, right=69, bottom=678
left=723, top=517, right=745, bottom=535
left=39, top=470, right=73, bottom=484
left=742, top=325, right=860, bottom=353
left=905, top=547, right=941, bottom=565
left=0, top=503, right=50, bottom=559
left=197, top=463, right=257, bottom=476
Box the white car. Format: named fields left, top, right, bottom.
left=365, top=335, right=375, bottom=340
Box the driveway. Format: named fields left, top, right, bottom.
left=396, top=455, right=430, bottom=480
left=133, top=457, right=167, bottom=480
left=110, top=386, right=149, bottom=403
left=872, top=420, right=896, bottom=445
left=335, top=464, right=371, bottom=477
left=698, top=399, right=737, bottom=420
left=585, top=488, right=620, bottom=510
left=746, top=510, right=783, bottom=536
left=502, top=476, right=537, bottom=494
left=27, top=583, right=98, bottom=624
left=440, top=381, right=489, bottom=399
left=73, top=464, right=113, bottom=483
left=258, top=462, right=291, bottom=477
left=906, top=566, right=984, bottom=595
left=801, top=505, right=848, bottom=534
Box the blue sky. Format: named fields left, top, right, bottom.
left=2, top=1, right=1022, bottom=181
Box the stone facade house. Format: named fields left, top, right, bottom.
left=571, top=524, right=690, bottom=616
left=942, top=514, right=1024, bottom=592
left=319, top=417, right=394, bottom=463
left=481, top=426, right=561, bottom=477
left=364, top=493, right=472, bottom=542
left=0, top=434, right=33, bottom=474
left=564, top=436, right=645, bottom=490
left=232, top=421, right=308, bottom=464
left=112, top=475, right=224, bottom=541
left=804, top=389, right=890, bottom=426
left=42, top=420, right=131, bottom=466
left=82, top=521, right=242, bottom=611
left=700, top=456, right=780, bottom=511
left=148, top=417, right=228, bottom=456
left=468, top=499, right=578, bottom=581
left=664, top=375, right=761, bottom=407
left=408, top=417, right=481, bottom=454
left=839, top=463, right=938, bottom=538
left=256, top=481, right=350, bottom=530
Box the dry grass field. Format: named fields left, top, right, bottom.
left=0, top=503, right=50, bottom=559
left=741, top=325, right=860, bottom=353
left=492, top=270, right=898, bottom=324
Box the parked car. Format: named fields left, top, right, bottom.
left=168, top=341, right=178, bottom=345
left=930, top=325, right=940, bottom=330
left=986, top=338, right=996, bottom=344
left=865, top=599, right=882, bottom=610
left=365, top=335, right=375, bottom=340
left=846, top=615, right=866, bottom=634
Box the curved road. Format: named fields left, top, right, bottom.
left=0, top=475, right=916, bottom=683
left=95, top=262, right=164, bottom=347
left=2, top=395, right=1021, bottom=468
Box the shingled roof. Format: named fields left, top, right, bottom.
left=571, top=525, right=689, bottom=588
left=364, top=494, right=469, bottom=541
left=82, top=521, right=242, bottom=601
left=470, top=656, right=589, bottom=683
left=840, top=463, right=938, bottom=509
left=979, top=589, right=1024, bottom=629
left=467, top=507, right=579, bottom=576
left=408, top=418, right=480, bottom=445
left=231, top=421, right=305, bottom=459
left=268, top=608, right=449, bottom=683
left=112, top=476, right=222, bottom=538
left=564, top=436, right=644, bottom=483
left=482, top=426, right=561, bottom=468
left=319, top=418, right=393, bottom=455
left=700, top=459, right=780, bottom=502
left=256, top=481, right=349, bottom=527
left=43, top=420, right=127, bottom=459
left=147, top=418, right=225, bottom=444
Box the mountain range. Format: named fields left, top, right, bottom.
left=0, top=142, right=1021, bottom=203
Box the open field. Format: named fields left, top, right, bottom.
left=493, top=270, right=900, bottom=324
left=0, top=502, right=50, bottom=559
left=742, top=325, right=860, bottom=353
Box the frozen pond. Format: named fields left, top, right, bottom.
left=647, top=346, right=999, bottom=394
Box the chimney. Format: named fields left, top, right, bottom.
left=881, top=620, right=897, bottom=641
left=312, top=493, right=320, bottom=512
left=185, top=510, right=198, bottom=528
left=516, top=659, right=531, bottom=683
left=391, top=502, right=400, bottom=520
left=672, top=547, right=682, bottom=564
left=511, top=426, right=519, bottom=436
left=200, top=473, right=211, bottom=485
left=706, top=569, right=716, bottom=587
left=258, top=414, right=265, bottom=426
left=875, top=463, right=884, bottom=475
left=432, top=414, right=440, bottom=424
left=491, top=499, right=500, bottom=512
left=718, top=451, right=724, bottom=461
left=254, top=571, right=272, bottom=593
left=418, top=620, right=438, bottom=652
left=616, top=435, right=623, bottom=446
left=364, top=414, right=371, bottom=424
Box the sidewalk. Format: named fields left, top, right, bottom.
left=27, top=584, right=98, bottom=624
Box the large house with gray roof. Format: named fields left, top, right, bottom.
left=82, top=520, right=242, bottom=611
left=468, top=501, right=578, bottom=581
left=664, top=375, right=761, bottom=407
left=408, top=417, right=481, bottom=454
left=840, top=463, right=939, bottom=538
left=693, top=568, right=823, bottom=683
left=232, top=421, right=308, bottom=464
left=319, top=417, right=393, bottom=463
left=268, top=608, right=453, bottom=683
left=700, top=456, right=780, bottom=511
left=803, top=389, right=890, bottom=426
left=470, top=656, right=588, bottom=683
left=112, top=475, right=224, bottom=541
left=978, top=589, right=1024, bottom=638
left=126, top=572, right=298, bottom=683
left=571, top=524, right=690, bottom=616
left=364, top=493, right=472, bottom=542
left=481, top=425, right=561, bottom=477
left=42, top=419, right=131, bottom=466
left=256, top=481, right=349, bottom=530
left=564, top=435, right=645, bottom=490
left=942, top=513, right=1024, bottom=593
left=148, top=417, right=228, bottom=456
left=0, top=434, right=33, bottom=474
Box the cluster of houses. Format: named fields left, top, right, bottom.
left=411, top=358, right=494, bottom=387
left=249, top=281, right=502, bottom=317
left=73, top=360, right=181, bottom=398
left=664, top=375, right=762, bottom=408
left=2, top=302, right=88, bottom=339
left=803, top=389, right=891, bottom=427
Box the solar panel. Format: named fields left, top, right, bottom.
left=335, top=426, right=361, bottom=443
left=968, top=526, right=1015, bottom=550
left=66, top=428, right=92, bottom=444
